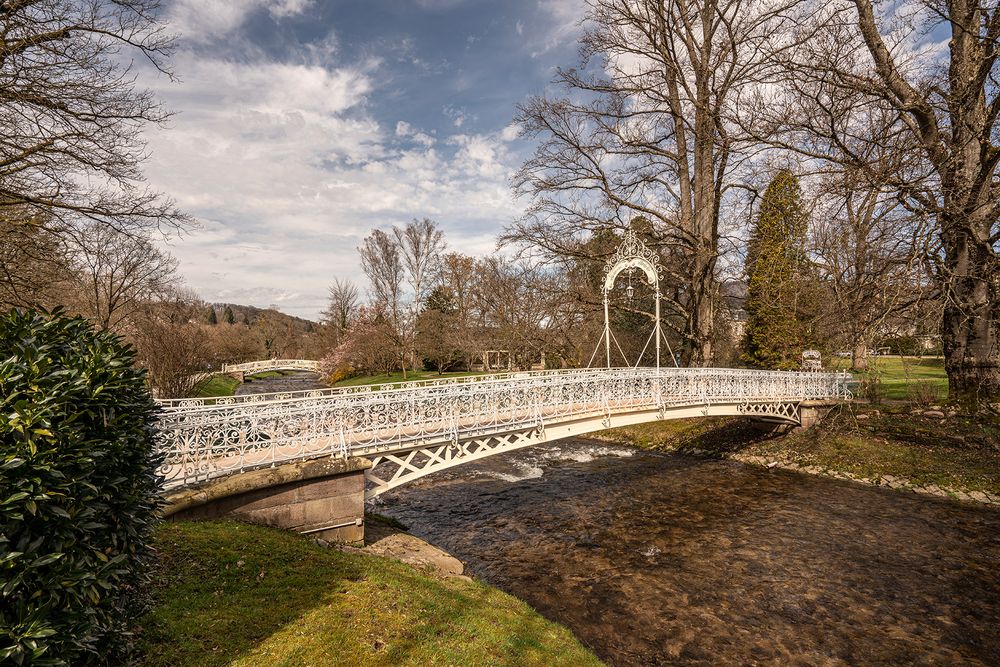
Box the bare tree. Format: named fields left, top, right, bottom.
left=506, top=0, right=808, bottom=365
left=474, top=257, right=557, bottom=369
left=358, top=227, right=409, bottom=373
left=126, top=288, right=210, bottom=398
left=67, top=224, right=177, bottom=331
left=394, top=218, right=445, bottom=314
left=0, top=0, right=188, bottom=235
left=811, top=163, right=935, bottom=371
left=359, top=229, right=404, bottom=325
left=0, top=206, right=74, bottom=310
left=322, top=277, right=359, bottom=345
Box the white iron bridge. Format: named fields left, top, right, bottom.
left=222, top=358, right=322, bottom=374
left=155, top=367, right=852, bottom=500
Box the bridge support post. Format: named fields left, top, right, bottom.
left=798, top=401, right=836, bottom=429
left=163, top=457, right=373, bottom=545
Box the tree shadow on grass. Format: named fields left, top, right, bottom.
left=134, top=519, right=598, bottom=667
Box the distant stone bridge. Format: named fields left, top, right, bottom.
left=156, top=367, right=851, bottom=502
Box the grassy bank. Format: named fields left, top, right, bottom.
left=190, top=374, right=240, bottom=398
left=596, top=407, right=1000, bottom=498
left=135, top=521, right=601, bottom=667
left=827, top=355, right=947, bottom=400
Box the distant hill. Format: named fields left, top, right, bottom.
left=205, top=303, right=319, bottom=330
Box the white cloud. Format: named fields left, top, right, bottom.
left=145, top=53, right=521, bottom=319
left=500, top=123, right=521, bottom=142
left=168, top=0, right=312, bottom=41
left=269, top=0, right=314, bottom=18
left=531, top=0, right=586, bottom=58
left=395, top=120, right=437, bottom=147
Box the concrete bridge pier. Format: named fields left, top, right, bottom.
left=163, top=457, right=372, bottom=544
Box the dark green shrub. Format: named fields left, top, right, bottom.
left=0, top=310, right=162, bottom=665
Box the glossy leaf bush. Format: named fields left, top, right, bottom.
left=0, top=310, right=162, bottom=665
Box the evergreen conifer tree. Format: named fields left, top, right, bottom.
left=224, top=306, right=235, bottom=324
left=207, top=307, right=218, bottom=325
left=742, top=170, right=814, bottom=369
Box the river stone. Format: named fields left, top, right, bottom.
left=364, top=523, right=467, bottom=579
left=968, top=491, right=990, bottom=503
left=923, top=410, right=946, bottom=418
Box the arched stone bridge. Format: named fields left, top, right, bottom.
left=156, top=367, right=851, bottom=502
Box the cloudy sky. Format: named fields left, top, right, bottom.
left=140, top=0, right=587, bottom=319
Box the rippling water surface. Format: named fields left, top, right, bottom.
left=373, top=440, right=1000, bottom=666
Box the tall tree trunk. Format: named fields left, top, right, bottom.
left=940, top=214, right=1000, bottom=404
left=852, top=339, right=869, bottom=372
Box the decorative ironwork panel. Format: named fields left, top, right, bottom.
left=154, top=367, right=852, bottom=491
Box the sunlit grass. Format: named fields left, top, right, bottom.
left=189, top=374, right=240, bottom=398
left=827, top=355, right=948, bottom=400
left=137, top=521, right=602, bottom=667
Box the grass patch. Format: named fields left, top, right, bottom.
left=189, top=374, right=240, bottom=398
left=827, top=356, right=948, bottom=401
left=244, top=370, right=284, bottom=381
left=136, top=521, right=601, bottom=667
left=332, top=370, right=485, bottom=389
left=596, top=408, right=1000, bottom=496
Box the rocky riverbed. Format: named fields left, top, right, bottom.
left=374, top=439, right=1000, bottom=666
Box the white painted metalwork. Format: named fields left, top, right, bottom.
left=222, top=359, right=322, bottom=374
left=595, top=226, right=671, bottom=369
left=154, top=367, right=852, bottom=499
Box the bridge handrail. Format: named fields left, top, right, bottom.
left=155, top=367, right=852, bottom=490
left=158, top=365, right=846, bottom=409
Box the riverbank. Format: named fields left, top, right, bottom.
left=594, top=405, right=1000, bottom=504
left=135, top=520, right=601, bottom=666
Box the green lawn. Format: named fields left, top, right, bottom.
left=827, top=355, right=948, bottom=401
left=332, top=370, right=485, bottom=389
left=244, top=370, right=284, bottom=381
left=189, top=374, right=240, bottom=398
left=136, top=521, right=602, bottom=667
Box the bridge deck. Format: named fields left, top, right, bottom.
left=156, top=367, right=852, bottom=493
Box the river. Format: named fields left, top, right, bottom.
left=372, top=439, right=1000, bottom=666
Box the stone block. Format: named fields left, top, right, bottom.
left=164, top=456, right=371, bottom=544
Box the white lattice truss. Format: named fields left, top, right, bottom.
left=155, top=367, right=852, bottom=499
left=221, top=359, right=322, bottom=374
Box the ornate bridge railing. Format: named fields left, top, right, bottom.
left=221, top=359, right=322, bottom=374
left=155, top=367, right=852, bottom=494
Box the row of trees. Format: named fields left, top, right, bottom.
left=329, top=189, right=938, bottom=380
left=508, top=0, right=998, bottom=405
left=323, top=219, right=574, bottom=377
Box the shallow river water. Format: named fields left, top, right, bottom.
left=372, top=439, right=1000, bottom=666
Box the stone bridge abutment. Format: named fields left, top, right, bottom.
left=164, top=457, right=371, bottom=544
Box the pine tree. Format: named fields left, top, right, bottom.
left=223, top=306, right=235, bottom=325
left=207, top=307, right=218, bottom=325
left=742, top=170, right=814, bottom=369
